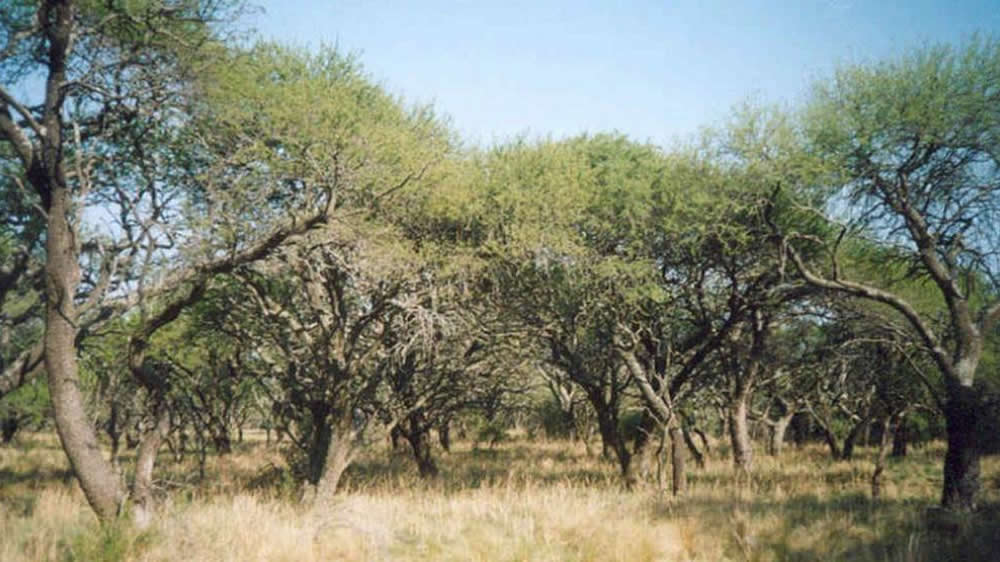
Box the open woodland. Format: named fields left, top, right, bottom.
left=3, top=1, right=1000, bottom=560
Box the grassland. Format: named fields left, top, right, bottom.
left=1, top=432, right=998, bottom=561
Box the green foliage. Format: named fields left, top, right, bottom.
left=0, top=377, right=50, bottom=441
left=802, top=35, right=1000, bottom=284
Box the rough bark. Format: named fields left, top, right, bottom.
left=728, top=392, right=753, bottom=472
left=941, top=383, right=980, bottom=511
left=313, top=422, right=357, bottom=505
left=669, top=426, right=686, bottom=496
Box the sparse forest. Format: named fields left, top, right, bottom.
left=2, top=1, right=1000, bottom=560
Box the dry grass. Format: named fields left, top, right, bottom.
left=2, top=432, right=999, bottom=561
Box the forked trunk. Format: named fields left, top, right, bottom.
left=941, top=383, right=980, bottom=511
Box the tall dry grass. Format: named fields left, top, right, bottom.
left=2, top=431, right=998, bottom=561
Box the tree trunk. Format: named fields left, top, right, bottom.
left=841, top=416, right=869, bottom=460
left=669, top=426, right=686, bottom=496
left=871, top=416, right=893, bottom=500
left=404, top=411, right=439, bottom=478
left=681, top=423, right=706, bottom=469
left=694, top=427, right=710, bottom=454
left=313, top=422, right=357, bottom=505
left=728, top=392, right=753, bottom=472
left=588, top=392, right=633, bottom=485
left=941, top=383, right=980, bottom=511
left=628, top=412, right=657, bottom=486
left=131, top=408, right=170, bottom=529
left=768, top=410, right=795, bottom=457
left=891, top=417, right=908, bottom=458
left=811, top=414, right=842, bottom=459
left=1, top=415, right=20, bottom=444
left=438, top=418, right=451, bottom=453
left=408, top=431, right=438, bottom=478
left=307, top=415, right=333, bottom=486
left=45, top=185, right=125, bottom=521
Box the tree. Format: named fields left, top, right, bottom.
left=0, top=1, right=447, bottom=522
left=778, top=37, right=1000, bottom=510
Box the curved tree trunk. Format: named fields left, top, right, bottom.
left=132, top=408, right=170, bottom=529
left=46, top=185, right=125, bottom=522
left=681, top=423, right=706, bottom=469
left=312, top=413, right=359, bottom=506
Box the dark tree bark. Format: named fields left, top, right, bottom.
left=1, top=415, right=20, bottom=444
left=942, top=384, right=981, bottom=511
left=438, top=418, right=451, bottom=453
left=891, top=417, right=908, bottom=458
left=841, top=415, right=871, bottom=461
left=402, top=410, right=439, bottom=478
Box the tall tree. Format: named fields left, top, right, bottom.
left=777, top=37, right=1000, bottom=510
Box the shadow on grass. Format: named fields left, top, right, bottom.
left=339, top=441, right=615, bottom=492
left=652, top=491, right=1000, bottom=562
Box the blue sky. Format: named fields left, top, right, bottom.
left=250, top=1, right=999, bottom=147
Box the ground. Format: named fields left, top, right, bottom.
left=1, top=432, right=999, bottom=561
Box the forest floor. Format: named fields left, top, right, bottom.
left=1, top=431, right=999, bottom=561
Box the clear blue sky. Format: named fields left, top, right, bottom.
left=250, top=1, right=999, bottom=148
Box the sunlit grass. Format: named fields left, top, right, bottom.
left=2, top=431, right=998, bottom=561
